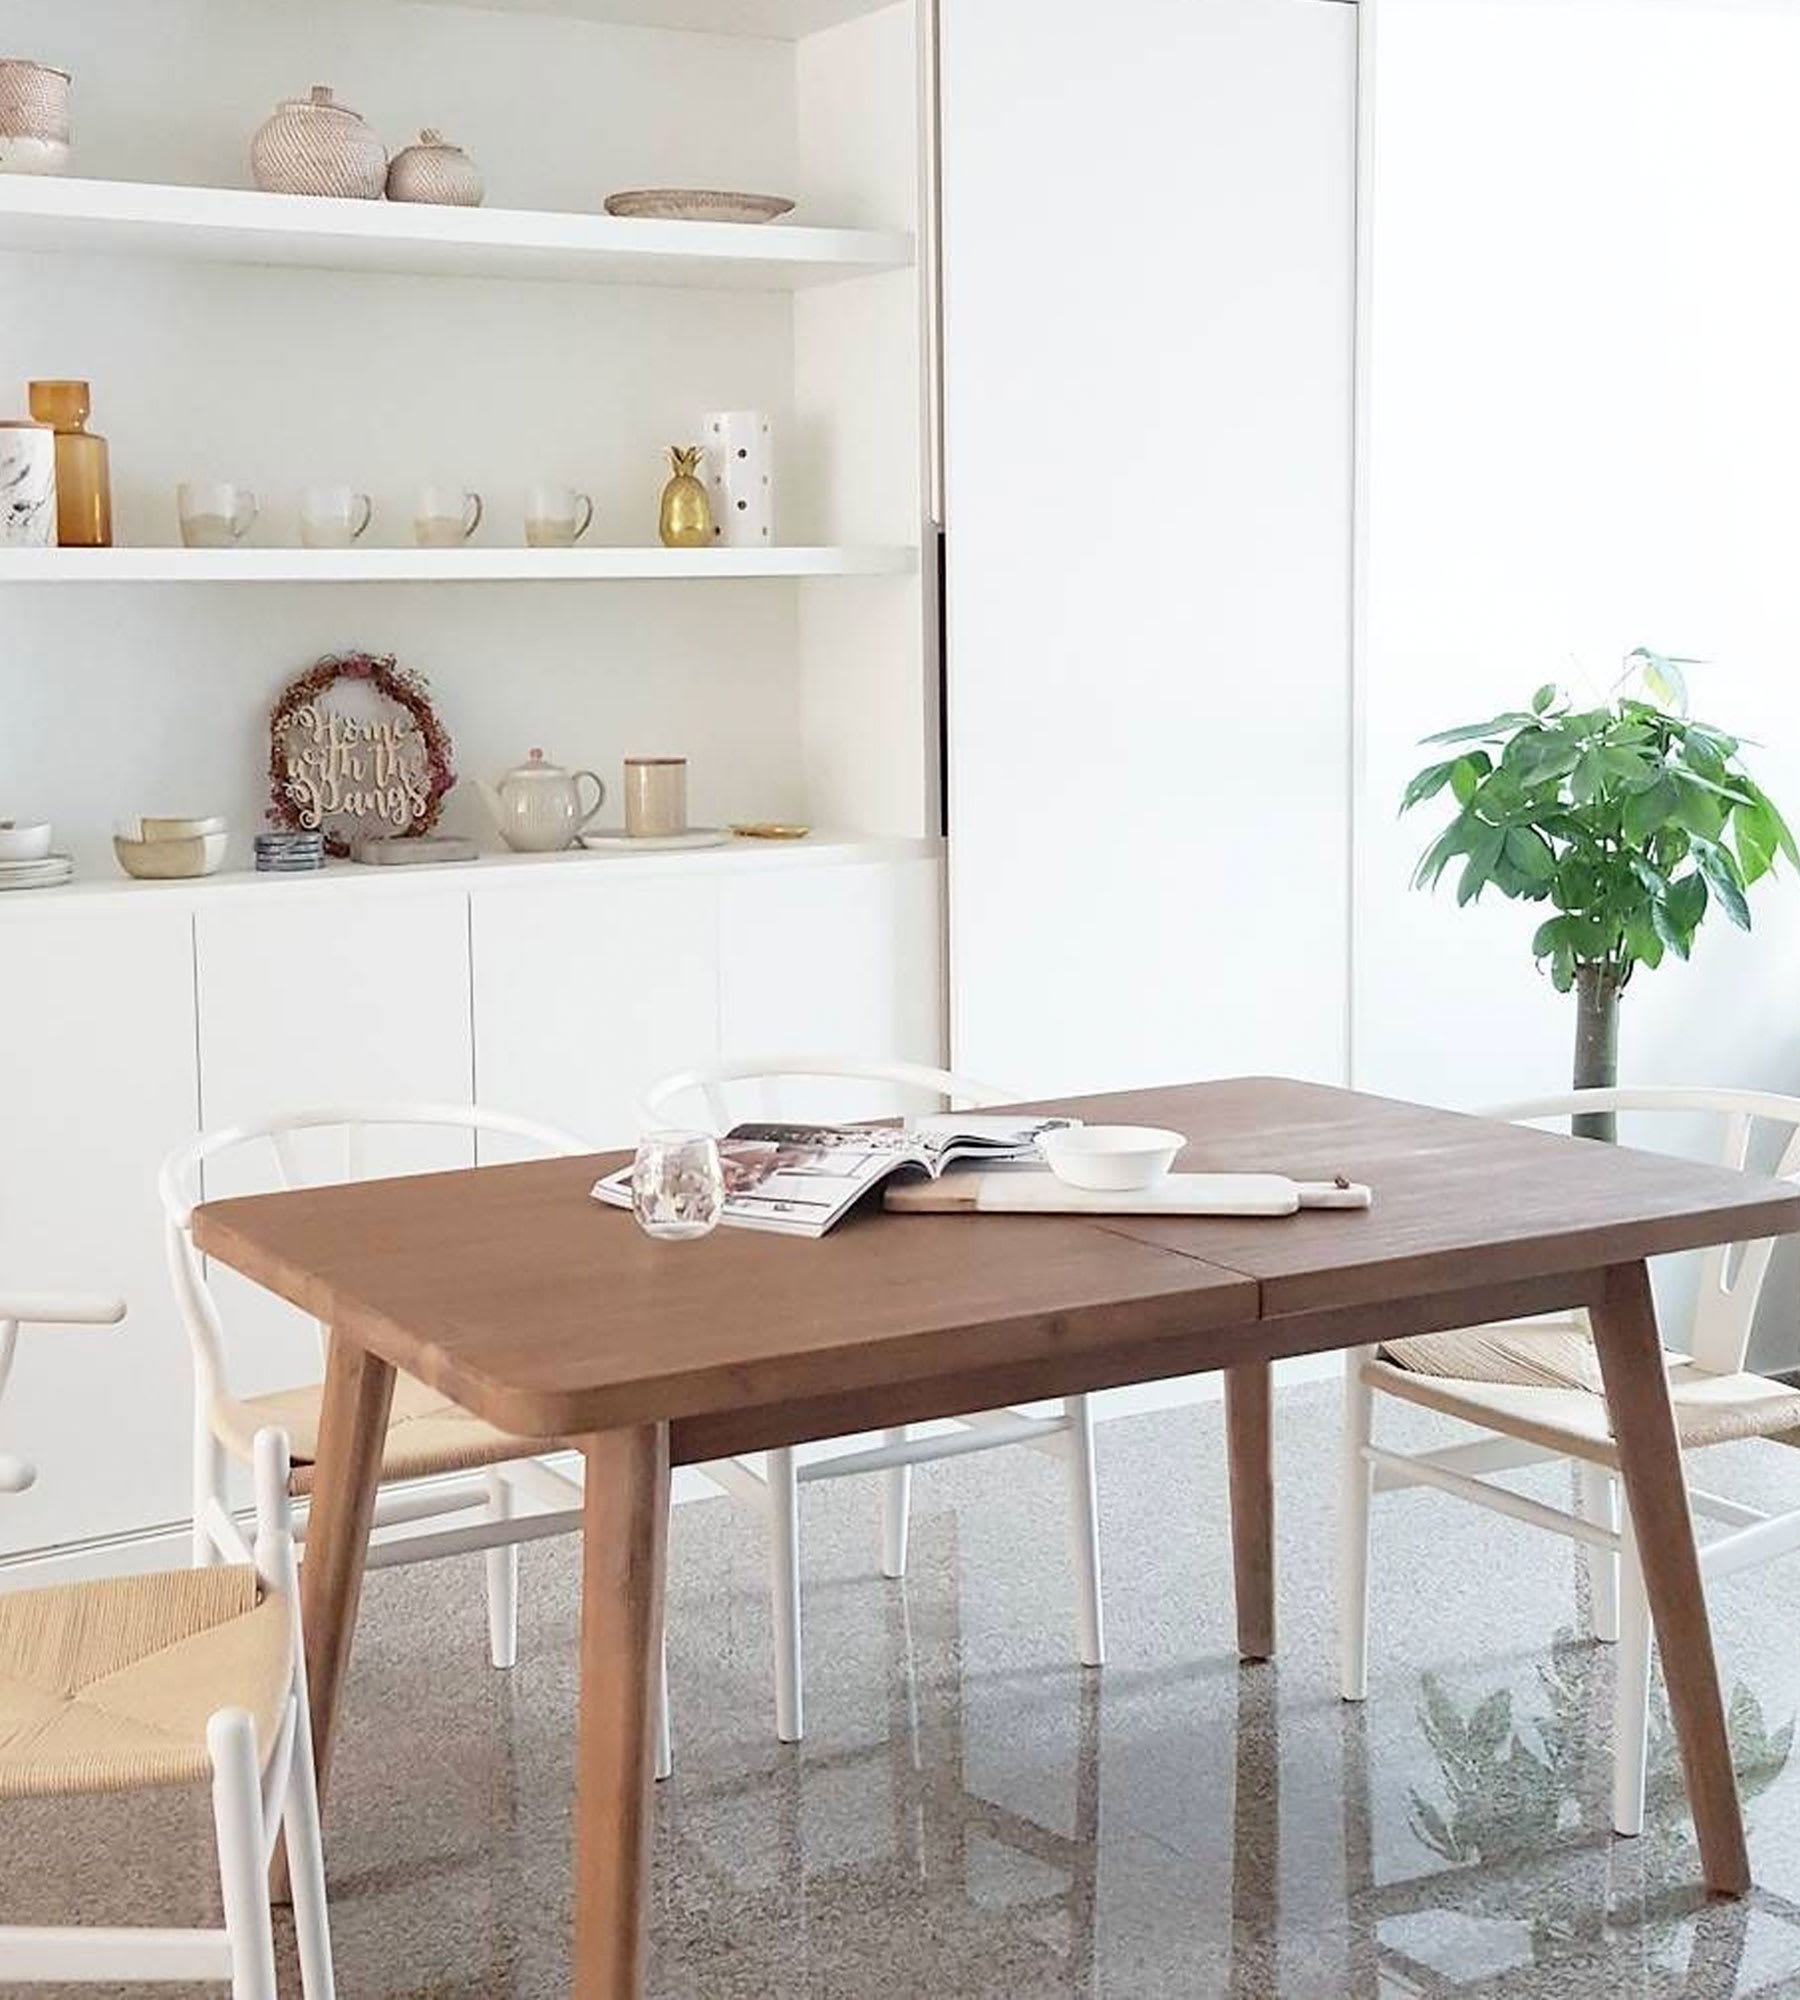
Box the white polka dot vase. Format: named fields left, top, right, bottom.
left=702, top=410, right=774, bottom=548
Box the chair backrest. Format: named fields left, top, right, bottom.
left=639, top=1055, right=1018, bottom=1135
left=0, top=1293, right=127, bottom=1496
left=160, top=1102, right=590, bottom=1408
left=1485, top=1086, right=1800, bottom=1374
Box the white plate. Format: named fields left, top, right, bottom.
left=578, top=826, right=735, bottom=852
left=0, top=858, right=72, bottom=890
left=603, top=188, right=795, bottom=225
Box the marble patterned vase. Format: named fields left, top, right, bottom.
left=0, top=422, right=56, bottom=546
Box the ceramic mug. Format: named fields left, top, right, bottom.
left=414, top=485, right=483, bottom=547
left=525, top=484, right=595, bottom=548
left=624, top=757, right=688, bottom=838
left=300, top=484, right=373, bottom=549
left=178, top=482, right=258, bottom=549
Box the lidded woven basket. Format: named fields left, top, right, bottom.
left=251, top=84, right=386, bottom=199
left=386, top=129, right=483, bottom=207
left=0, top=57, right=68, bottom=140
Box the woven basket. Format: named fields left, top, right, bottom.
left=0, top=59, right=69, bottom=143
left=386, top=129, right=483, bottom=207
left=251, top=84, right=386, bottom=200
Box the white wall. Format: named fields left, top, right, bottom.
left=1357, top=0, right=1800, bottom=1362
left=941, top=0, right=1358, bottom=1096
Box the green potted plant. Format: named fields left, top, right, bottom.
left=1402, top=649, right=1795, bottom=1139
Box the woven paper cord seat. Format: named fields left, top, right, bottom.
left=1374, top=1318, right=1800, bottom=1466
left=0, top=1565, right=290, bottom=1800
left=209, top=1369, right=556, bottom=1493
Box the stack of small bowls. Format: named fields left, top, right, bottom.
left=255, top=829, right=325, bottom=873
left=114, top=816, right=228, bottom=880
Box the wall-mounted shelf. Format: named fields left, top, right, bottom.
left=0, top=832, right=944, bottom=920
left=0, top=177, right=914, bottom=290
left=0, top=546, right=917, bottom=584
left=424, top=0, right=897, bottom=37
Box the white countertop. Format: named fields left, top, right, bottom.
left=0, top=831, right=943, bottom=921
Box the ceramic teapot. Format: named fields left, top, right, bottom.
left=478, top=749, right=605, bottom=852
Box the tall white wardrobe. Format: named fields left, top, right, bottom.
left=940, top=0, right=1358, bottom=1095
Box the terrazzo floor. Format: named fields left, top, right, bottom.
left=11, top=1382, right=1800, bottom=1997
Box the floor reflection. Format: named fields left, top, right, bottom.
left=10, top=1387, right=1800, bottom=1996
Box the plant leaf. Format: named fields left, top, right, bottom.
left=1695, top=840, right=1752, bottom=930
left=1421, top=713, right=1539, bottom=747
left=1505, top=827, right=1556, bottom=882
left=1401, top=759, right=1460, bottom=812
left=1623, top=774, right=1682, bottom=845
left=1457, top=822, right=1506, bottom=905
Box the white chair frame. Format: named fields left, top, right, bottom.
left=0, top=1294, right=333, bottom=1996
left=642, top=1056, right=1106, bottom=1747
left=1339, top=1086, right=1800, bottom=1839
left=161, top=1104, right=594, bottom=1677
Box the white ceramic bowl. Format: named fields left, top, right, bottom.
left=1037, top=1124, right=1187, bottom=1192
left=0, top=821, right=52, bottom=861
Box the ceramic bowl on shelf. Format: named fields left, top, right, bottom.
left=1037, top=1124, right=1187, bottom=1192
left=0, top=819, right=52, bottom=861
left=114, top=823, right=228, bottom=880
left=141, top=814, right=227, bottom=841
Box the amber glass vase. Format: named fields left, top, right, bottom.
left=27, top=379, right=111, bottom=547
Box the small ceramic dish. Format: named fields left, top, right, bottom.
left=730, top=822, right=812, bottom=841
left=114, top=829, right=229, bottom=880
left=1038, top=1124, right=1187, bottom=1192
left=0, top=820, right=52, bottom=861
left=603, top=188, right=795, bottom=225
left=141, top=815, right=227, bottom=841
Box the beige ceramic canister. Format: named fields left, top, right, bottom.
left=251, top=85, right=386, bottom=199
left=624, top=757, right=688, bottom=838
left=386, top=129, right=483, bottom=206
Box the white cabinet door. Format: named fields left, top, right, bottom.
left=194, top=889, right=475, bottom=1418
left=472, top=873, right=721, bottom=1155
left=717, top=857, right=945, bottom=1123
left=0, top=908, right=198, bottom=1554
left=941, top=0, right=1356, bottom=1094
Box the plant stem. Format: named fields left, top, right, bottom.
left=1572, top=962, right=1622, bottom=1142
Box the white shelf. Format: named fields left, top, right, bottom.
left=0, top=545, right=917, bottom=584
left=0, top=177, right=914, bottom=291
left=0, top=834, right=944, bottom=920
left=423, top=0, right=897, bottom=37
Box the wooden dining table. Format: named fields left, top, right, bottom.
left=192, top=1076, right=1800, bottom=1996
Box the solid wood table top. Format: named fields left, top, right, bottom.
left=193, top=1076, right=1800, bottom=1441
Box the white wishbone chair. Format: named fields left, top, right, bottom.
left=0, top=1291, right=333, bottom=1996
left=161, top=1103, right=594, bottom=1675
left=1339, top=1085, right=1800, bottom=1838
left=642, top=1056, right=1105, bottom=1747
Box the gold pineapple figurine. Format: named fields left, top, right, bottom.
left=658, top=444, right=713, bottom=549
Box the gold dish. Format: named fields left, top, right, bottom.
left=730, top=822, right=811, bottom=841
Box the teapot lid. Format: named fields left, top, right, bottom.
left=503, top=748, right=568, bottom=781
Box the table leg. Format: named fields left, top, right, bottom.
left=1590, top=1260, right=1748, bottom=1894
left=1225, top=1360, right=1275, bottom=1661
left=573, top=1422, right=671, bottom=1999
left=277, top=1337, right=393, bottom=1899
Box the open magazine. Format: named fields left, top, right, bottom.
left=592, top=1114, right=1073, bottom=1239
